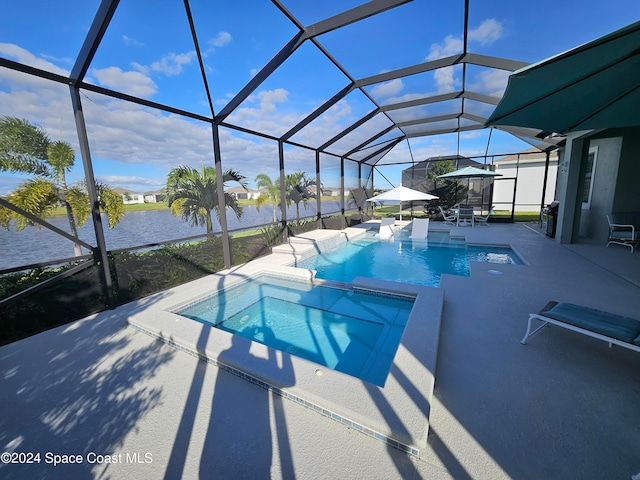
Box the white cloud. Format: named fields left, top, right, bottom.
left=468, top=19, right=503, bottom=46
left=469, top=69, right=510, bottom=97
left=92, top=66, right=158, bottom=97
left=98, top=175, right=162, bottom=187
left=329, top=113, right=393, bottom=154
left=426, top=35, right=463, bottom=61
left=122, top=35, right=144, bottom=47
left=257, top=88, right=288, bottom=111
left=209, top=31, right=232, bottom=48
left=149, top=52, right=195, bottom=76
left=0, top=47, right=364, bottom=190
left=433, top=66, right=459, bottom=93
left=284, top=99, right=353, bottom=147
left=383, top=92, right=428, bottom=105
left=3, top=45, right=477, bottom=190
left=215, top=92, right=236, bottom=106
left=131, top=51, right=196, bottom=77
left=0, top=43, right=69, bottom=76
left=426, top=19, right=504, bottom=61
left=371, top=79, right=404, bottom=99
left=459, top=131, right=484, bottom=140
left=40, top=53, right=74, bottom=66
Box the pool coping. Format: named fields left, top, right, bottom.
left=126, top=227, right=443, bottom=457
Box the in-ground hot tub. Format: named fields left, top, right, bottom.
left=175, top=275, right=414, bottom=387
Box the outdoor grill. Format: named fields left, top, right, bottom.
left=543, top=201, right=560, bottom=238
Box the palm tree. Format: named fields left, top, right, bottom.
left=166, top=164, right=247, bottom=234
left=254, top=173, right=280, bottom=223
left=0, top=116, right=49, bottom=175
left=0, top=117, right=124, bottom=256
left=286, top=171, right=317, bottom=223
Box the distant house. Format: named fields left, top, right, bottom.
left=492, top=147, right=559, bottom=212
left=401, top=155, right=483, bottom=193
left=227, top=186, right=266, bottom=200
left=322, top=187, right=341, bottom=197
left=144, top=189, right=166, bottom=203
left=113, top=187, right=145, bottom=204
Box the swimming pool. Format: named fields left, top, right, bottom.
left=176, top=275, right=414, bottom=386
left=297, top=231, right=523, bottom=286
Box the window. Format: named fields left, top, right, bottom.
left=582, top=146, right=598, bottom=209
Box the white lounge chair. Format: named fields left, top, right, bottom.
left=606, top=213, right=640, bottom=252
left=521, top=301, right=640, bottom=353
left=457, top=206, right=474, bottom=227
left=377, top=217, right=396, bottom=239
left=409, top=218, right=429, bottom=241
left=438, top=206, right=456, bottom=226
left=474, top=206, right=494, bottom=226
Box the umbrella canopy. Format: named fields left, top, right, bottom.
left=485, top=20, right=640, bottom=134
left=367, top=185, right=439, bottom=203
left=438, top=166, right=502, bottom=206
left=437, top=166, right=502, bottom=180
left=366, top=185, right=438, bottom=224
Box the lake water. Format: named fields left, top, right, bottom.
left=0, top=201, right=342, bottom=271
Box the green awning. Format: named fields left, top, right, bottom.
left=486, top=20, right=640, bottom=134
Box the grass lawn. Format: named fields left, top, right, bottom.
left=492, top=211, right=541, bottom=222
left=373, top=205, right=541, bottom=222
left=49, top=196, right=339, bottom=216
left=50, top=202, right=170, bottom=216
left=50, top=199, right=540, bottom=222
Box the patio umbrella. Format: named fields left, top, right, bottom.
left=366, top=185, right=438, bottom=224
left=485, top=20, right=640, bottom=134
left=437, top=166, right=502, bottom=205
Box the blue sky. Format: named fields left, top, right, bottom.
left=1, top=0, right=639, bottom=195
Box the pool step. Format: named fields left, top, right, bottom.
left=272, top=229, right=349, bottom=262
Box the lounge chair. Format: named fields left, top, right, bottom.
left=377, top=217, right=396, bottom=239
left=606, top=213, right=640, bottom=252
left=409, top=218, right=429, bottom=241
left=474, top=206, right=494, bottom=226
left=438, top=206, right=456, bottom=226
left=521, top=301, right=640, bottom=353
left=457, top=206, right=474, bottom=227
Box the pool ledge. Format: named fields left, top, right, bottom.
left=127, top=265, right=443, bottom=458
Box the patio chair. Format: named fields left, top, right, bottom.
left=606, top=213, right=640, bottom=252
left=521, top=301, right=640, bottom=353
left=457, top=206, right=474, bottom=227
left=438, top=206, right=456, bottom=226
left=377, top=217, right=396, bottom=239
left=474, top=206, right=494, bottom=226
left=409, top=218, right=429, bottom=241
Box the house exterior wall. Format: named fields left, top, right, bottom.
left=578, top=137, right=622, bottom=242
left=144, top=194, right=166, bottom=203
left=228, top=190, right=263, bottom=200
left=556, top=128, right=640, bottom=245
left=493, top=157, right=558, bottom=212
left=612, top=128, right=640, bottom=212
left=121, top=193, right=145, bottom=204
left=556, top=134, right=588, bottom=244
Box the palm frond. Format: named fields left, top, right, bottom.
left=6, top=178, right=59, bottom=231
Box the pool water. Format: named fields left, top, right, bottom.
left=176, top=276, right=414, bottom=386
left=297, top=231, right=523, bottom=286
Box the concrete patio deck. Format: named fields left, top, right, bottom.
left=1, top=222, right=639, bottom=479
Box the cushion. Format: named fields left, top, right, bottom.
left=544, top=302, right=640, bottom=344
